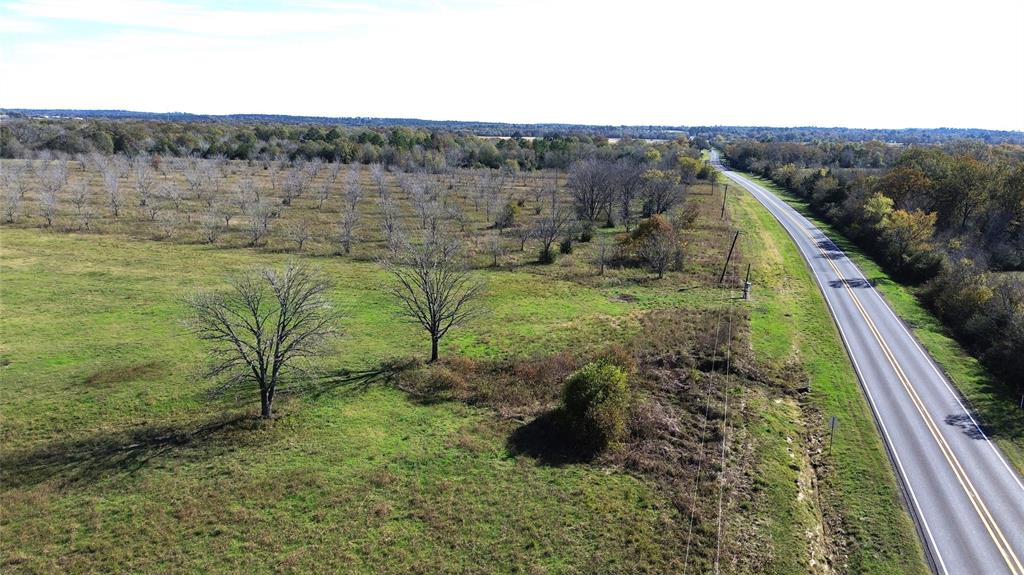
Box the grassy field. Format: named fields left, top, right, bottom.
left=0, top=159, right=939, bottom=574
left=0, top=174, right=827, bottom=574
left=724, top=175, right=929, bottom=574
left=735, top=172, right=1024, bottom=473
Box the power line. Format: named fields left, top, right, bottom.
left=714, top=309, right=734, bottom=575
left=681, top=304, right=727, bottom=575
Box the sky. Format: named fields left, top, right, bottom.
left=1, top=0, right=1023, bottom=130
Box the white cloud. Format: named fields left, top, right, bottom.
left=1, top=0, right=1022, bottom=129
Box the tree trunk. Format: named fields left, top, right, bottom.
left=260, top=389, right=272, bottom=419
left=430, top=337, right=439, bottom=363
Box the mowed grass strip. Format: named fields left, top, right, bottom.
left=726, top=180, right=930, bottom=574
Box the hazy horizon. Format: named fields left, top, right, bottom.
left=2, top=0, right=1023, bottom=131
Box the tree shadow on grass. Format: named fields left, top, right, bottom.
left=1, top=413, right=260, bottom=489
left=506, top=409, right=600, bottom=466
left=302, top=358, right=417, bottom=400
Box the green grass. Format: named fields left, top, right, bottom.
left=0, top=170, right=918, bottom=573
left=737, top=172, right=1024, bottom=473
left=0, top=227, right=699, bottom=574
left=727, top=180, right=929, bottom=574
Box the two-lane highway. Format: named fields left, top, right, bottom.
left=710, top=150, right=1024, bottom=574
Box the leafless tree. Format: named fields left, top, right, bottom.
left=38, top=167, right=64, bottom=227
left=200, top=211, right=222, bottom=244
left=76, top=204, right=95, bottom=231
left=638, top=227, right=682, bottom=279
left=214, top=198, right=237, bottom=228
left=370, top=163, right=387, bottom=198
left=186, top=263, right=337, bottom=418
left=338, top=205, right=359, bottom=255
left=446, top=203, right=468, bottom=232
left=69, top=180, right=90, bottom=219
left=160, top=183, right=184, bottom=216
left=612, top=159, right=645, bottom=232
left=487, top=233, right=506, bottom=267
left=155, top=210, right=179, bottom=240
left=282, top=167, right=307, bottom=206
left=567, top=158, right=614, bottom=223
left=284, top=218, right=314, bottom=251
left=513, top=219, right=534, bottom=251
left=3, top=187, right=22, bottom=223
left=315, top=178, right=332, bottom=209
left=383, top=230, right=484, bottom=362
left=185, top=156, right=208, bottom=201
left=132, top=154, right=155, bottom=207
left=245, top=198, right=278, bottom=246
left=378, top=192, right=401, bottom=252
left=102, top=164, right=123, bottom=217
left=532, top=189, right=574, bottom=263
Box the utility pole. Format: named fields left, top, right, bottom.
left=742, top=263, right=752, bottom=299
left=720, top=183, right=729, bottom=219
left=719, top=231, right=740, bottom=284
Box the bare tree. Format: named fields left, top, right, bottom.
left=132, top=154, right=155, bottom=207
left=3, top=187, right=22, bottom=223
left=567, top=158, right=614, bottom=223
left=69, top=180, right=90, bottom=220
left=338, top=205, right=360, bottom=255
left=638, top=225, right=682, bottom=279
left=102, top=164, right=123, bottom=217
left=378, top=192, right=402, bottom=252
left=532, top=189, right=574, bottom=264
left=214, top=197, right=237, bottom=228
left=39, top=187, right=59, bottom=227
left=370, top=163, right=387, bottom=198
left=245, top=198, right=278, bottom=246
left=383, top=230, right=484, bottom=362
left=487, top=233, right=506, bottom=267
left=200, top=211, right=222, bottom=244
left=315, top=178, right=332, bottom=209
left=187, top=263, right=337, bottom=418
left=513, top=217, right=534, bottom=251
left=282, top=167, right=307, bottom=206
left=160, top=183, right=184, bottom=217
left=284, top=218, right=313, bottom=251
left=155, top=210, right=179, bottom=240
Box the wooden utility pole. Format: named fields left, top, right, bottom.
left=719, top=231, right=740, bottom=284
left=720, top=183, right=729, bottom=219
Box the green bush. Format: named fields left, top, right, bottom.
left=578, top=222, right=594, bottom=242
left=495, top=201, right=520, bottom=229
left=559, top=237, right=574, bottom=254
left=562, top=361, right=630, bottom=448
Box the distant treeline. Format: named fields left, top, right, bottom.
left=723, top=139, right=1024, bottom=387
left=704, top=125, right=1024, bottom=145
left=1, top=115, right=668, bottom=171
left=4, top=109, right=1022, bottom=144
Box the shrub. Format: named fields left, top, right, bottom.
left=559, top=237, right=574, bottom=254
left=578, top=222, right=594, bottom=242
left=495, top=201, right=520, bottom=229
left=562, top=361, right=630, bottom=448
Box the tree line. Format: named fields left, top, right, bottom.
left=723, top=139, right=1024, bottom=389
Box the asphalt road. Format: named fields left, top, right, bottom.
left=710, top=150, right=1024, bottom=574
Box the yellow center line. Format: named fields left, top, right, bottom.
left=728, top=171, right=1023, bottom=574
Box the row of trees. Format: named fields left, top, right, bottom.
left=723, top=139, right=1024, bottom=388
left=1, top=116, right=701, bottom=172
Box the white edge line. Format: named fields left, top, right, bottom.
left=717, top=163, right=950, bottom=574
left=738, top=163, right=1024, bottom=494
